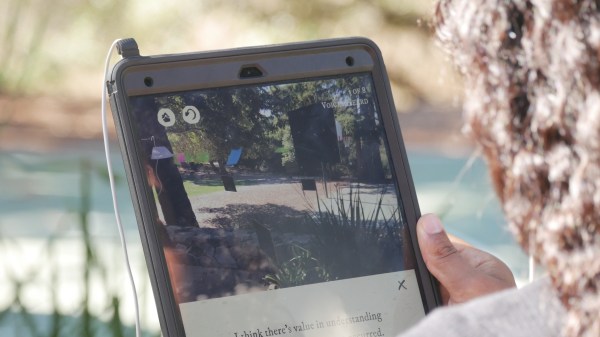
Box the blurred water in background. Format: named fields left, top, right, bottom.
left=0, top=143, right=529, bottom=336
left=0, top=146, right=157, bottom=336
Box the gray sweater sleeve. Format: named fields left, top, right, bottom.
left=398, top=278, right=565, bottom=337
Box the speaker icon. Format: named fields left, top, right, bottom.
left=157, top=108, right=176, bottom=127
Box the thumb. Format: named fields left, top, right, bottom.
left=416, top=214, right=471, bottom=298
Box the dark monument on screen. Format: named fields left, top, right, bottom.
left=287, top=103, right=340, bottom=176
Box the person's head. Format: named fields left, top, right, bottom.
left=433, top=1, right=599, bottom=336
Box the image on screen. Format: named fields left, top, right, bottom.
left=129, top=73, right=420, bottom=311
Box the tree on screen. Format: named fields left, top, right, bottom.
left=132, top=98, right=198, bottom=228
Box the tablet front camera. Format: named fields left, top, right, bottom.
left=143, top=76, right=154, bottom=87
left=239, top=66, right=263, bottom=79
left=345, top=56, right=355, bottom=67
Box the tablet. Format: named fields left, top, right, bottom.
left=108, top=37, right=439, bottom=337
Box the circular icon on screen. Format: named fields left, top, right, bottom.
left=182, top=106, right=200, bottom=124
left=157, top=108, right=176, bottom=127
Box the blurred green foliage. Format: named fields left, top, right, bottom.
left=0, top=158, right=158, bottom=337
left=0, top=0, right=459, bottom=108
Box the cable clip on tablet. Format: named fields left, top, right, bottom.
left=116, top=38, right=140, bottom=58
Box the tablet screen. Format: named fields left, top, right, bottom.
left=129, top=72, right=426, bottom=336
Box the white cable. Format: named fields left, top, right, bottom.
left=528, top=254, right=536, bottom=284
left=102, top=39, right=142, bottom=337
left=528, top=230, right=536, bottom=284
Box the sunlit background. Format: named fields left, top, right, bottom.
left=0, top=1, right=531, bottom=336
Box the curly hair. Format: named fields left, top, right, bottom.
left=433, top=1, right=600, bottom=336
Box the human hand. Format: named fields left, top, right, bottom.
left=417, top=214, right=516, bottom=305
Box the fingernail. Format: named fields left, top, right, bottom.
left=423, top=215, right=444, bottom=235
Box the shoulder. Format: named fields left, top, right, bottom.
left=398, top=277, right=565, bottom=337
